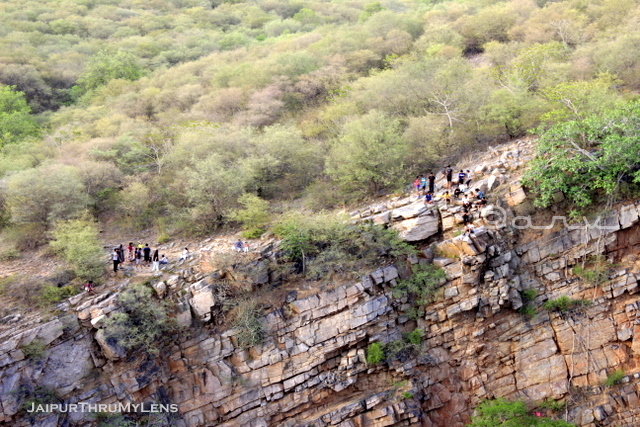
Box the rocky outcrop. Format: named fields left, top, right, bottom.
left=4, top=139, right=640, bottom=426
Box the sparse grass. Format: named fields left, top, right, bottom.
left=401, top=391, right=414, bottom=399
left=231, top=299, right=265, bottom=349
left=21, top=340, right=47, bottom=361
left=573, top=255, right=612, bottom=286
left=539, top=398, right=566, bottom=412
left=40, top=285, right=80, bottom=305
left=543, top=296, right=592, bottom=312
left=604, top=369, right=625, bottom=387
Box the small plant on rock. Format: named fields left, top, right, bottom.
left=366, top=342, right=384, bottom=364
left=231, top=299, right=266, bottom=349
left=543, top=296, right=592, bottom=312
left=21, top=340, right=47, bottom=361
left=603, top=369, right=625, bottom=387
left=468, top=397, right=576, bottom=427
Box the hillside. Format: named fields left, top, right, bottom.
left=3, top=0, right=640, bottom=425
left=2, top=139, right=640, bottom=427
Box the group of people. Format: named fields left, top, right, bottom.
left=111, top=242, right=169, bottom=274
left=413, top=165, right=489, bottom=232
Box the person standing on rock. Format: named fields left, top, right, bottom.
left=143, top=243, right=151, bottom=266
left=151, top=249, right=160, bottom=271
left=428, top=172, right=436, bottom=193
left=444, top=166, right=453, bottom=189
left=135, top=247, right=142, bottom=269
left=458, top=170, right=466, bottom=186
left=112, top=248, right=120, bottom=273
left=127, top=242, right=134, bottom=262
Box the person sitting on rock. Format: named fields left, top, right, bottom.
left=234, top=240, right=243, bottom=252
left=180, top=247, right=190, bottom=260
left=453, top=187, right=463, bottom=199
left=160, top=254, right=169, bottom=265
left=424, top=192, right=433, bottom=205
left=443, top=191, right=451, bottom=205
left=475, top=188, right=485, bottom=199
left=84, top=280, right=95, bottom=294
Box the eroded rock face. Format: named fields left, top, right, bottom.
left=5, top=139, right=640, bottom=426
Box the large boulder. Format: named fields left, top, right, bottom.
left=392, top=212, right=440, bottom=242
left=94, top=329, right=126, bottom=361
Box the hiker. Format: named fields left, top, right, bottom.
left=160, top=254, right=169, bottom=265
left=180, top=247, right=190, bottom=260
left=135, top=248, right=142, bottom=269
left=458, top=170, right=466, bottom=186
left=234, top=240, right=243, bottom=252
left=127, top=242, right=134, bottom=262
left=462, top=209, right=472, bottom=225
left=428, top=172, right=436, bottom=193
left=462, top=195, right=472, bottom=210
left=453, top=187, right=463, bottom=199
left=151, top=249, right=160, bottom=271
left=112, top=248, right=120, bottom=273
left=143, top=244, right=151, bottom=266
left=419, top=174, right=427, bottom=192
left=465, top=170, right=472, bottom=186
left=475, top=188, right=485, bottom=200
left=243, top=242, right=250, bottom=253
left=424, top=192, right=433, bottom=205
left=84, top=280, right=95, bottom=294
left=443, top=191, right=451, bottom=205
left=118, top=244, right=125, bottom=263
left=413, top=176, right=421, bottom=195
left=444, top=166, right=453, bottom=189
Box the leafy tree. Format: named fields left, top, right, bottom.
left=359, top=2, right=384, bottom=22
left=76, top=50, right=145, bottom=94
left=540, top=74, right=621, bottom=122
left=229, top=193, right=270, bottom=238
left=523, top=101, right=640, bottom=208
left=468, top=398, right=575, bottom=426
left=4, top=163, right=89, bottom=229
left=0, top=85, right=39, bottom=145
left=50, top=217, right=105, bottom=282
left=326, top=110, right=408, bottom=196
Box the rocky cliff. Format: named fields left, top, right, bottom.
left=2, top=140, right=640, bottom=427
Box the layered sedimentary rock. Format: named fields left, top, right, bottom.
left=3, top=140, right=640, bottom=426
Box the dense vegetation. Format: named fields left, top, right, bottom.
left=1, top=0, right=640, bottom=247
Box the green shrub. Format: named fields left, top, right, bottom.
left=404, top=328, right=423, bottom=345
left=50, top=218, right=105, bottom=282
left=604, top=369, right=625, bottom=386
left=544, top=296, right=592, bottom=312
left=232, top=299, right=265, bottom=349
left=539, top=398, right=566, bottom=412
left=366, top=342, right=383, bottom=364
left=573, top=256, right=611, bottom=286
left=401, top=391, right=414, bottom=399
left=229, top=194, right=270, bottom=236
left=468, top=398, right=576, bottom=427
left=21, top=340, right=47, bottom=361
left=102, top=283, right=177, bottom=354
left=393, top=264, right=446, bottom=305
left=40, top=284, right=80, bottom=305
left=521, top=289, right=538, bottom=303
left=273, top=213, right=414, bottom=278
left=0, top=247, right=20, bottom=261
left=518, top=305, right=536, bottom=319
